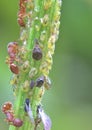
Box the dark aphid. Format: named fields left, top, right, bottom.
left=25, top=98, right=30, bottom=106
left=13, top=118, right=23, bottom=127
left=30, top=80, right=35, bottom=89
left=10, top=63, right=19, bottom=74
left=24, top=105, right=27, bottom=112
left=37, top=105, right=52, bottom=130
left=37, top=105, right=41, bottom=114
left=24, top=98, right=30, bottom=112
left=36, top=76, right=45, bottom=87
left=24, top=98, right=34, bottom=123
left=32, top=40, right=43, bottom=60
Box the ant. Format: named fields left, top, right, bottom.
left=1, top=102, right=23, bottom=127
left=18, top=0, right=27, bottom=27
left=6, top=42, right=19, bottom=74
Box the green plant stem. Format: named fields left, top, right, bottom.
left=9, top=0, right=62, bottom=130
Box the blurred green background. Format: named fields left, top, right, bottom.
left=0, top=0, right=92, bottom=130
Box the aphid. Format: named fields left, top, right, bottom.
left=24, top=98, right=34, bottom=123
left=1, top=102, right=13, bottom=114
left=30, top=80, right=35, bottom=89
left=37, top=105, right=52, bottom=130
left=24, top=98, right=30, bottom=112
left=44, top=77, right=51, bottom=90
left=10, top=63, right=19, bottom=74
left=32, top=39, right=43, bottom=60
left=36, top=76, right=45, bottom=87
left=13, top=118, right=23, bottom=127
left=25, top=98, right=30, bottom=108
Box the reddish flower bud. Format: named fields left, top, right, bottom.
left=10, top=63, right=19, bottom=74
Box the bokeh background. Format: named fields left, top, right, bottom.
left=0, top=0, right=92, bottom=130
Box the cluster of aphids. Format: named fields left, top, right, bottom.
left=24, top=98, right=52, bottom=130
left=18, top=0, right=27, bottom=27
left=1, top=102, right=23, bottom=127
left=7, top=38, right=43, bottom=72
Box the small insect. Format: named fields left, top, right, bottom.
left=24, top=98, right=34, bottom=123
left=32, top=39, right=43, bottom=60
left=1, top=102, right=14, bottom=123
left=18, top=0, right=27, bottom=27
left=30, top=80, right=35, bottom=89
left=1, top=102, right=13, bottom=114
left=13, top=118, right=23, bottom=127
left=37, top=105, right=52, bottom=130
left=1, top=102, right=23, bottom=127
left=5, top=112, right=14, bottom=122
left=44, top=76, right=51, bottom=90
left=10, top=63, right=19, bottom=74
left=7, top=42, right=18, bottom=63
left=36, top=75, right=45, bottom=87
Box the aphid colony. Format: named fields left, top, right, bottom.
left=2, top=0, right=62, bottom=129
left=1, top=99, right=51, bottom=129
left=6, top=39, right=43, bottom=74
left=1, top=102, right=23, bottom=127
left=24, top=98, right=51, bottom=130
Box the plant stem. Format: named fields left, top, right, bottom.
left=8, top=0, right=62, bottom=130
